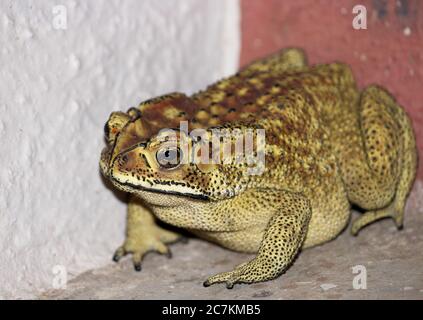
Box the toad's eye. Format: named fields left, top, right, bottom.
left=156, top=147, right=182, bottom=169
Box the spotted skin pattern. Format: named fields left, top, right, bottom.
left=100, top=48, right=417, bottom=288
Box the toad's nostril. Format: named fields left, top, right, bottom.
left=122, top=155, right=129, bottom=163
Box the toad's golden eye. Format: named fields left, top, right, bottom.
left=156, top=147, right=182, bottom=169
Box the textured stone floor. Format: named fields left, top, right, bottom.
left=42, top=184, right=423, bottom=300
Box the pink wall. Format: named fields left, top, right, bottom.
left=241, top=0, right=422, bottom=179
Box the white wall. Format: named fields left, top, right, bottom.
left=0, top=0, right=239, bottom=299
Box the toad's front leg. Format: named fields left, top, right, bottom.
left=113, top=196, right=186, bottom=271
left=203, top=190, right=311, bottom=289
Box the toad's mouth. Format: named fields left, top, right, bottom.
left=109, top=174, right=210, bottom=201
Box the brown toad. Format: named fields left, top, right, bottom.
left=100, top=48, right=417, bottom=288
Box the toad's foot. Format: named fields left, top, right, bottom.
left=351, top=202, right=404, bottom=236
left=203, top=262, right=251, bottom=289
left=113, top=225, right=186, bottom=271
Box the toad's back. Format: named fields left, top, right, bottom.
left=191, top=57, right=358, bottom=131
left=193, top=50, right=416, bottom=246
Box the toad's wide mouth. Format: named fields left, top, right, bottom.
left=109, top=173, right=210, bottom=201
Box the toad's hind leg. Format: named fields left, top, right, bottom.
left=348, top=86, right=417, bottom=235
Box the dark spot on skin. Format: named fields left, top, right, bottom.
left=140, top=154, right=151, bottom=168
